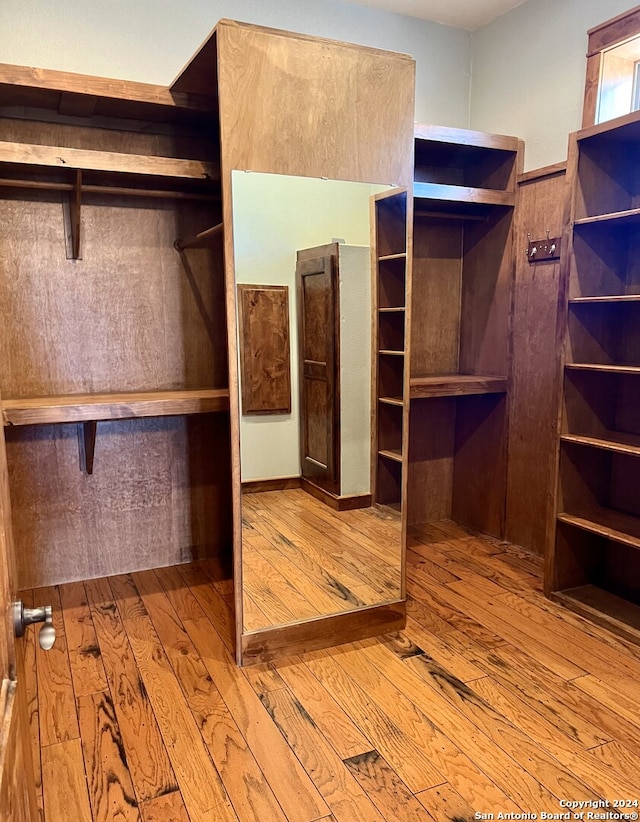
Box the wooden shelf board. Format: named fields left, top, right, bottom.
left=378, top=307, right=406, bottom=313
left=378, top=397, right=404, bottom=407
left=0, top=140, right=218, bottom=182
left=410, top=374, right=508, bottom=399
left=379, top=350, right=405, bottom=357
left=574, top=207, right=640, bottom=228
left=565, top=363, right=640, bottom=375
left=569, top=295, right=640, bottom=303
left=561, top=431, right=640, bottom=457
left=414, top=123, right=521, bottom=153
left=2, top=389, right=230, bottom=426
left=551, top=586, right=640, bottom=644
left=378, top=449, right=403, bottom=463
left=557, top=507, right=640, bottom=551
left=413, top=182, right=515, bottom=208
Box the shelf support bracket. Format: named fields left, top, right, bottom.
left=78, top=420, right=97, bottom=475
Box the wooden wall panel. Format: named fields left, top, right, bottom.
left=505, top=164, right=567, bottom=556
left=407, top=399, right=456, bottom=526
left=7, top=413, right=232, bottom=589
left=216, top=20, right=415, bottom=187
left=237, top=285, right=291, bottom=414
left=0, top=194, right=226, bottom=397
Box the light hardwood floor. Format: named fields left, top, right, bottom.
left=242, top=488, right=402, bottom=631
left=22, top=520, right=640, bottom=821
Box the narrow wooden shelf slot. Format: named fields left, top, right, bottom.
left=175, top=221, right=224, bottom=251
left=410, top=374, right=508, bottom=399
left=378, top=349, right=405, bottom=356
left=574, top=207, right=640, bottom=228
left=378, top=253, right=406, bottom=261
left=551, top=586, right=640, bottom=644
left=565, top=363, right=640, bottom=375
left=378, top=397, right=404, bottom=407
left=378, top=449, right=403, bottom=463
left=413, top=182, right=515, bottom=208
left=561, top=431, right=640, bottom=457
left=2, top=388, right=230, bottom=426
left=0, top=140, right=218, bottom=181
left=569, top=295, right=640, bottom=303
left=557, top=507, right=640, bottom=551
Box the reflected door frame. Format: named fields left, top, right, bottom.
left=296, top=243, right=341, bottom=495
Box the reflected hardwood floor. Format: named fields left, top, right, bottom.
left=242, top=488, right=403, bottom=631
left=23, top=520, right=640, bottom=821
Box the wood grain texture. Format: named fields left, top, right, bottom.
left=505, top=165, right=567, bottom=556
left=216, top=20, right=414, bottom=186
left=237, top=285, right=291, bottom=415
left=59, top=582, right=108, bottom=698
left=41, top=738, right=92, bottom=822
left=587, top=4, right=640, bottom=55
left=139, top=792, right=190, bottom=822
left=84, top=577, right=178, bottom=804
left=76, top=691, right=139, bottom=821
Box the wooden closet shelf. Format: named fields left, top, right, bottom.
left=378, top=349, right=405, bottom=357
left=565, top=363, right=640, bottom=375
left=413, top=182, right=515, bottom=208
left=2, top=389, right=230, bottom=426
left=561, top=431, right=640, bottom=456
left=409, top=374, right=508, bottom=399
left=378, top=307, right=406, bottom=313
left=551, top=586, right=640, bottom=644
left=0, top=177, right=217, bottom=201
left=574, top=207, right=640, bottom=228
left=378, top=397, right=404, bottom=407
left=557, top=507, right=640, bottom=551
left=569, top=295, right=640, bottom=303
left=0, top=140, right=219, bottom=182
left=378, top=449, right=403, bottom=463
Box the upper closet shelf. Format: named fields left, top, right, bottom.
left=413, top=182, right=515, bottom=207
left=0, top=141, right=219, bottom=190
left=574, top=208, right=640, bottom=228
left=2, top=389, right=230, bottom=426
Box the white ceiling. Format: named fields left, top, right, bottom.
left=345, top=0, right=528, bottom=31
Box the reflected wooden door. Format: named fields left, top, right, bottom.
left=296, top=244, right=340, bottom=494
left=0, top=394, right=37, bottom=822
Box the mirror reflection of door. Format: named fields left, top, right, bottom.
left=232, top=171, right=402, bottom=639
left=296, top=246, right=339, bottom=495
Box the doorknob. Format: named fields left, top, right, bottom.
left=13, top=600, right=56, bottom=650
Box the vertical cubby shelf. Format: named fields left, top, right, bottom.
left=550, top=111, right=640, bottom=643
left=407, top=125, right=521, bottom=538
left=372, top=188, right=408, bottom=512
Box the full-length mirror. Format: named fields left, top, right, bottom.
left=232, top=170, right=403, bottom=638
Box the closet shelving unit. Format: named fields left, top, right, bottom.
left=0, top=70, right=233, bottom=584
left=406, top=125, right=522, bottom=537
left=372, top=187, right=409, bottom=513
left=548, top=110, right=640, bottom=642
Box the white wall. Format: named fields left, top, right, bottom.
left=0, top=0, right=471, bottom=128
left=232, top=171, right=386, bottom=486
left=470, top=0, right=639, bottom=171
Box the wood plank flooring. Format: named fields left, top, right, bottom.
left=242, top=489, right=403, bottom=631
left=22, top=520, right=640, bottom=821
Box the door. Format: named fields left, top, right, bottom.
left=296, top=244, right=340, bottom=495
left=0, top=392, right=38, bottom=822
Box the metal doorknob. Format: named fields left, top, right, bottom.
left=13, top=600, right=56, bottom=650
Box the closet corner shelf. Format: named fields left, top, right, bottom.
left=551, top=586, right=640, bottom=645
left=413, top=182, right=515, bottom=208
left=574, top=207, right=640, bottom=228
left=561, top=431, right=640, bottom=457
left=409, top=374, right=508, bottom=399
left=557, top=506, right=640, bottom=551
left=2, top=388, right=230, bottom=426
